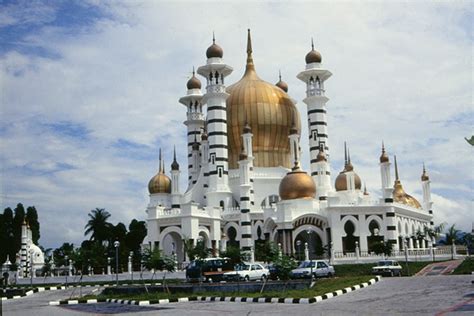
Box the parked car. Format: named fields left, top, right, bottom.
left=223, top=263, right=269, bottom=281
left=290, top=260, right=335, bottom=279
left=266, top=264, right=281, bottom=280
left=185, top=257, right=234, bottom=282
left=372, top=260, right=402, bottom=276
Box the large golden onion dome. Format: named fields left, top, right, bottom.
left=279, top=163, right=316, bottom=200
left=335, top=145, right=362, bottom=191
left=226, top=30, right=301, bottom=169
left=392, top=156, right=421, bottom=209
left=148, top=150, right=171, bottom=194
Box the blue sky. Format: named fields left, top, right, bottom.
left=0, top=0, right=472, bottom=249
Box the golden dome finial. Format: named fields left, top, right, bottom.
left=311, top=37, right=314, bottom=50
left=346, top=145, right=354, bottom=171
left=244, top=29, right=256, bottom=74
left=394, top=155, right=400, bottom=182
left=171, top=145, right=179, bottom=171
left=158, top=148, right=163, bottom=173
left=344, top=141, right=348, bottom=166
left=212, top=31, right=215, bottom=44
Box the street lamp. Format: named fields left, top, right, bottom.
left=296, top=240, right=302, bottom=261
left=128, top=251, right=133, bottom=282
left=114, top=241, right=120, bottom=286
left=306, top=229, right=313, bottom=279
left=64, top=255, right=68, bottom=287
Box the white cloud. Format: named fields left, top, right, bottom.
left=0, top=1, right=472, bottom=248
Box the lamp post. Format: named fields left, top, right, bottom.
left=403, top=238, right=410, bottom=276
left=128, top=251, right=133, bottom=282
left=64, top=255, right=68, bottom=287
left=306, top=230, right=313, bottom=279
left=296, top=240, right=302, bottom=261
left=29, top=249, right=34, bottom=287
left=114, top=241, right=120, bottom=286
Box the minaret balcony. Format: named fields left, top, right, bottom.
left=187, top=112, right=205, bottom=121
left=307, top=87, right=325, bottom=96
left=206, top=84, right=227, bottom=94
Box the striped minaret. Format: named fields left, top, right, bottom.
left=179, top=68, right=204, bottom=189
left=239, top=124, right=255, bottom=255
left=20, top=219, right=28, bottom=277
left=314, top=146, right=331, bottom=200
left=197, top=34, right=233, bottom=208
left=297, top=39, right=332, bottom=183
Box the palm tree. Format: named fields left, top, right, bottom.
left=84, top=208, right=112, bottom=245
left=445, top=224, right=460, bottom=245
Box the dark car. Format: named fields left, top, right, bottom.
left=266, top=264, right=281, bottom=280
left=185, top=257, right=234, bottom=282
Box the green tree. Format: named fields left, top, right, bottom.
left=13, top=203, right=26, bottom=254
left=372, top=241, right=393, bottom=258
left=187, top=239, right=211, bottom=260
left=445, top=224, right=460, bottom=245
left=221, top=245, right=243, bottom=266
left=26, top=206, right=40, bottom=244
left=143, top=247, right=176, bottom=281
left=271, top=254, right=298, bottom=280
left=0, top=208, right=15, bottom=263
left=84, top=208, right=112, bottom=245
left=255, top=241, right=278, bottom=263
left=53, top=242, right=75, bottom=267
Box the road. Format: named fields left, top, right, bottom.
left=2, top=275, right=473, bottom=315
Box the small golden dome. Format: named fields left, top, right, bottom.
left=305, top=39, right=322, bottom=64
left=393, top=181, right=421, bottom=209
left=335, top=144, right=362, bottom=191
left=206, top=35, right=223, bottom=58
left=335, top=171, right=362, bottom=191
left=421, top=164, right=429, bottom=181
left=380, top=142, right=389, bottom=163
left=279, top=163, right=316, bottom=200
left=186, top=69, right=201, bottom=90
left=148, top=150, right=171, bottom=194
left=226, top=30, right=300, bottom=169
left=392, top=156, right=421, bottom=209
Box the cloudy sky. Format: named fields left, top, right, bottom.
left=1, top=0, right=472, bottom=249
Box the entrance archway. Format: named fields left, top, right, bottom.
left=294, top=229, right=324, bottom=260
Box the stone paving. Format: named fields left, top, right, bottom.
left=416, top=259, right=463, bottom=276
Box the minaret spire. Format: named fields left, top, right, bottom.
left=245, top=28, right=255, bottom=73
left=311, top=37, right=314, bottom=50
left=212, top=31, right=215, bottom=44
left=344, top=141, right=348, bottom=166
left=159, top=148, right=162, bottom=173
left=279, top=69, right=282, bottom=81
left=394, top=155, right=400, bottom=181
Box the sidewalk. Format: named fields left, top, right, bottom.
left=415, top=259, right=463, bottom=276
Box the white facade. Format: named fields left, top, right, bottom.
left=144, top=32, right=434, bottom=263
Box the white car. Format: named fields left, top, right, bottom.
left=290, top=260, right=335, bottom=279
left=224, top=263, right=269, bottom=281
left=372, top=260, right=402, bottom=276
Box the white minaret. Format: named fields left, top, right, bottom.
left=170, top=146, right=181, bottom=209
left=179, top=69, right=204, bottom=189
left=239, top=128, right=254, bottom=255
left=421, top=164, right=434, bottom=225
left=297, top=39, right=333, bottom=184
left=288, top=121, right=300, bottom=166
left=241, top=122, right=255, bottom=206
left=197, top=34, right=233, bottom=209
left=314, top=146, right=331, bottom=199
left=20, top=219, right=28, bottom=278
left=379, top=142, right=392, bottom=200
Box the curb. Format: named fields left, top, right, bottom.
left=48, top=276, right=382, bottom=306
left=2, top=283, right=161, bottom=301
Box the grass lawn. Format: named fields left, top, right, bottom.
left=6, top=278, right=181, bottom=288
left=83, top=276, right=375, bottom=301
left=335, top=261, right=434, bottom=277
left=452, top=257, right=474, bottom=274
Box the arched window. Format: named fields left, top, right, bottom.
left=219, top=200, right=224, bottom=209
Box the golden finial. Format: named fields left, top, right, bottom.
left=158, top=148, right=162, bottom=173
left=394, top=155, right=400, bottom=181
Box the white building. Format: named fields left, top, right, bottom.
left=16, top=219, right=44, bottom=277
left=143, top=30, right=435, bottom=263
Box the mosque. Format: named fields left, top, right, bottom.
left=143, top=30, right=434, bottom=263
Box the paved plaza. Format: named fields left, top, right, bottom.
left=1, top=275, right=473, bottom=315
